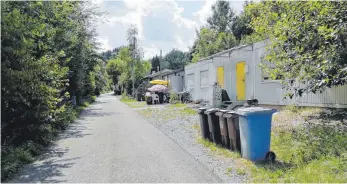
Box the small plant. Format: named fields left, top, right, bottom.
left=180, top=107, right=196, bottom=115
left=120, top=93, right=136, bottom=103
left=82, top=101, right=90, bottom=108
left=169, top=91, right=179, bottom=104
left=236, top=168, right=246, bottom=175
left=91, top=96, right=96, bottom=101
left=191, top=124, right=200, bottom=131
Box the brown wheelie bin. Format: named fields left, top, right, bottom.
left=196, top=107, right=210, bottom=140
left=204, top=108, right=221, bottom=145
left=223, top=111, right=241, bottom=152
left=215, top=109, right=230, bottom=148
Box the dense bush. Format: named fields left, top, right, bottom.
left=1, top=1, right=110, bottom=181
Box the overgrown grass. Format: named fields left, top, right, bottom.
left=119, top=95, right=147, bottom=108
left=197, top=106, right=347, bottom=183
left=179, top=107, right=196, bottom=115
left=167, top=103, right=186, bottom=108
left=1, top=98, right=95, bottom=181
left=137, top=106, right=197, bottom=123
left=119, top=95, right=137, bottom=103
left=197, top=138, right=241, bottom=159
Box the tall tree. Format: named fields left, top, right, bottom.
left=161, top=49, right=189, bottom=70
left=126, top=25, right=140, bottom=95
left=192, top=28, right=237, bottom=62
left=151, top=55, right=160, bottom=72
left=207, top=0, right=235, bottom=33
left=1, top=1, right=110, bottom=180
left=247, top=1, right=347, bottom=96
left=231, top=1, right=254, bottom=41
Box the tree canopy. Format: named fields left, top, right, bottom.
left=247, top=1, right=347, bottom=96
left=191, top=28, right=237, bottom=62
left=106, top=26, right=151, bottom=95
left=161, top=49, right=190, bottom=70
left=207, top=0, right=235, bottom=33
left=1, top=1, right=111, bottom=180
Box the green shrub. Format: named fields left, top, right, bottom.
left=169, top=91, right=179, bottom=104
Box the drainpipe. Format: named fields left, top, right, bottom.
left=252, top=43, right=256, bottom=99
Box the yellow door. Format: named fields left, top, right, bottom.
left=236, top=62, right=246, bottom=100
left=217, top=66, right=224, bottom=88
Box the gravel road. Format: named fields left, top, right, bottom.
left=136, top=105, right=247, bottom=183
left=8, top=93, right=221, bottom=183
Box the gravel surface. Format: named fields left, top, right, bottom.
left=135, top=105, right=247, bottom=183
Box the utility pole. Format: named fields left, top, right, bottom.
left=159, top=49, right=162, bottom=71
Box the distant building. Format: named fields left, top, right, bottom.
left=144, top=68, right=185, bottom=93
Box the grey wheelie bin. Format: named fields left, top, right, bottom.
left=204, top=108, right=221, bottom=145
left=223, top=111, right=241, bottom=152
left=197, top=107, right=210, bottom=140
left=215, top=109, right=229, bottom=148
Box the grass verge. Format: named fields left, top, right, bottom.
left=167, top=103, right=186, bottom=108
left=196, top=106, right=347, bottom=183
left=120, top=95, right=146, bottom=108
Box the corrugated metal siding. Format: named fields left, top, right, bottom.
left=184, top=40, right=347, bottom=108
left=253, top=41, right=347, bottom=108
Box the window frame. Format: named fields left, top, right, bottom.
left=200, top=70, right=209, bottom=88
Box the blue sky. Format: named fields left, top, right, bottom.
left=93, top=0, right=245, bottom=59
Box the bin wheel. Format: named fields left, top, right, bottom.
left=266, top=151, right=276, bottom=162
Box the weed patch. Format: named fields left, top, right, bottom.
left=167, top=103, right=186, bottom=108
left=180, top=107, right=196, bottom=115
left=198, top=107, right=347, bottom=183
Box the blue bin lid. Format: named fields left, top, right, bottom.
left=235, top=107, right=276, bottom=116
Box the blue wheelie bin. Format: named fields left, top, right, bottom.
left=236, top=107, right=276, bottom=162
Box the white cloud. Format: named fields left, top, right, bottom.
left=193, top=0, right=217, bottom=26
left=142, top=45, right=161, bottom=60
left=95, top=0, right=214, bottom=58
left=96, top=36, right=112, bottom=52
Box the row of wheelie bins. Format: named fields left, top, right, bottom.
left=197, top=106, right=276, bottom=162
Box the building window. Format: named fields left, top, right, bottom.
left=200, top=70, right=209, bottom=88
left=261, top=55, right=284, bottom=81
left=187, top=73, right=194, bottom=92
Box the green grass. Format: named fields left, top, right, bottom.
left=120, top=95, right=146, bottom=108
left=236, top=168, right=247, bottom=175
left=179, top=107, right=196, bottom=115
left=120, top=96, right=137, bottom=103
left=197, top=138, right=241, bottom=159
left=197, top=106, right=347, bottom=183
left=127, top=102, right=146, bottom=108
left=167, top=103, right=186, bottom=108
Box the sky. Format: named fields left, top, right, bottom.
left=92, top=0, right=246, bottom=59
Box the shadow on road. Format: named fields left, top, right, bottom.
left=10, top=145, right=81, bottom=183
left=58, top=121, right=93, bottom=139
left=80, top=108, right=121, bottom=118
